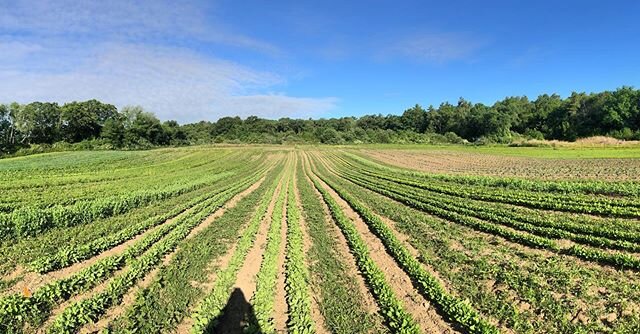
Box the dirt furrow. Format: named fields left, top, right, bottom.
left=212, top=178, right=283, bottom=333
left=172, top=180, right=277, bottom=334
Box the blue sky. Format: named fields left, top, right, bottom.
left=1, top=0, right=639, bottom=123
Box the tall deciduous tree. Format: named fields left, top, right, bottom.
left=15, top=102, right=61, bottom=144
left=61, top=100, right=117, bottom=142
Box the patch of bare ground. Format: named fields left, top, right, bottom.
left=54, top=177, right=265, bottom=334
left=359, top=149, right=640, bottom=181
left=213, top=179, right=283, bottom=333
left=292, top=166, right=330, bottom=334
left=310, top=165, right=455, bottom=334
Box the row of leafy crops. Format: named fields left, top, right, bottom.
left=335, top=163, right=640, bottom=253
left=310, top=158, right=498, bottom=334
left=0, top=171, right=234, bottom=240
left=283, top=173, right=314, bottom=333
left=0, top=168, right=264, bottom=332
left=306, top=164, right=421, bottom=333
left=28, top=166, right=270, bottom=274
left=0, top=149, right=236, bottom=209
left=324, top=153, right=640, bottom=271
left=250, top=170, right=289, bottom=334
left=347, top=152, right=640, bottom=197
left=49, top=168, right=275, bottom=333
left=294, top=156, right=382, bottom=333
left=190, top=169, right=283, bottom=333
left=339, top=154, right=640, bottom=218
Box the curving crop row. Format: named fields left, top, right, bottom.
left=307, top=169, right=421, bottom=334
left=0, top=171, right=236, bottom=241
left=336, top=154, right=640, bottom=218
left=249, top=173, right=289, bottom=334
left=324, top=155, right=640, bottom=245
left=283, top=178, right=314, bottom=333
left=337, top=167, right=640, bottom=254
left=189, top=172, right=282, bottom=333
left=46, top=172, right=269, bottom=333
left=29, top=167, right=269, bottom=274
left=312, top=164, right=499, bottom=334
left=326, top=159, right=640, bottom=271
left=0, top=174, right=261, bottom=332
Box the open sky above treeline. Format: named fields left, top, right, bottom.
left=1, top=0, right=639, bottom=123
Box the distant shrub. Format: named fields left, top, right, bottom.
left=444, top=132, right=465, bottom=144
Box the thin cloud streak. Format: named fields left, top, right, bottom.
left=381, top=32, right=486, bottom=63
left=0, top=0, right=283, bottom=56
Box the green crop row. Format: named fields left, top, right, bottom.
left=108, top=162, right=279, bottom=333
left=189, top=170, right=282, bottom=333
left=327, top=154, right=640, bottom=242
left=312, top=164, right=499, bottom=334
left=337, top=166, right=640, bottom=254
left=328, top=159, right=640, bottom=271
left=338, top=155, right=640, bottom=218
left=295, top=156, right=381, bottom=333
left=307, top=170, right=421, bottom=334
left=29, top=167, right=268, bottom=274
left=336, top=153, right=640, bottom=216
left=283, top=177, right=315, bottom=333
left=249, top=172, right=289, bottom=334
left=0, top=171, right=235, bottom=240
left=0, top=173, right=260, bottom=332
left=46, top=171, right=268, bottom=333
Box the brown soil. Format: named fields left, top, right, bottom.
left=359, top=149, right=640, bottom=181
left=308, top=155, right=456, bottom=334
left=214, top=178, right=283, bottom=333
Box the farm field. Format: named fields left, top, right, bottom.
left=1, top=146, right=640, bottom=333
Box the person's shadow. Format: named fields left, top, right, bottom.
left=207, top=288, right=262, bottom=334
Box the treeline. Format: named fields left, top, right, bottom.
left=1, top=86, right=639, bottom=154
left=0, top=101, right=186, bottom=154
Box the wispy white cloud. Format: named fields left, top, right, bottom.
left=0, top=43, right=337, bottom=122
left=0, top=1, right=336, bottom=121
left=0, top=0, right=282, bottom=56
left=382, top=32, right=486, bottom=63
left=0, top=40, right=42, bottom=61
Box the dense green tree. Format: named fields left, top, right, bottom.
left=493, top=96, right=533, bottom=133
left=319, top=128, right=342, bottom=144
left=162, top=120, right=188, bottom=145
left=0, top=104, right=17, bottom=153
left=532, top=94, right=563, bottom=134
left=401, top=104, right=427, bottom=132
left=15, top=102, right=61, bottom=144
left=3, top=86, right=640, bottom=154
left=60, top=100, right=117, bottom=142
left=101, top=117, right=125, bottom=147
